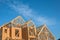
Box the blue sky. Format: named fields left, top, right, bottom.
left=0, top=0, right=60, bottom=40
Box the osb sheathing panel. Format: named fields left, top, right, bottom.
left=22, top=27, right=28, bottom=40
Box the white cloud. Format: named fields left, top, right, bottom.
left=0, top=0, right=56, bottom=26
left=36, top=17, right=56, bottom=26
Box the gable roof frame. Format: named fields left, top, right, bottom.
left=38, top=24, right=56, bottom=40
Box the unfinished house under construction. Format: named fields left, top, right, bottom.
left=0, top=16, right=55, bottom=40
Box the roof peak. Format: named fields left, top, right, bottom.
left=38, top=24, right=47, bottom=28
left=11, top=16, right=25, bottom=25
